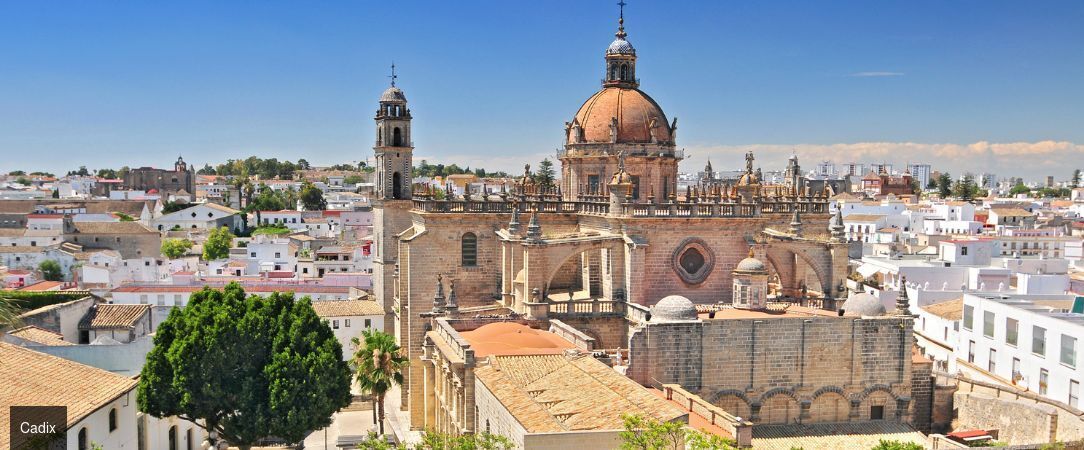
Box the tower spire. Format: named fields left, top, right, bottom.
left=617, top=0, right=627, bottom=38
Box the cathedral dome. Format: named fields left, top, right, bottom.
left=380, top=86, right=407, bottom=103
left=651, top=295, right=698, bottom=322
left=570, top=87, right=671, bottom=145
left=841, top=293, right=886, bottom=317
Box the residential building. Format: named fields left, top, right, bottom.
left=310, top=299, right=385, bottom=360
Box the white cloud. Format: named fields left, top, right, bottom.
left=683, top=141, right=1084, bottom=181
left=849, top=71, right=905, bottom=77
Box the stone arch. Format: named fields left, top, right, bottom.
left=764, top=244, right=830, bottom=300
left=758, top=388, right=801, bottom=424
left=854, top=384, right=899, bottom=403
left=809, top=387, right=850, bottom=423
left=541, top=240, right=623, bottom=295
left=393, top=127, right=403, bottom=146
left=710, top=390, right=752, bottom=420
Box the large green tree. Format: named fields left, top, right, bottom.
left=38, top=260, right=63, bottom=281
left=619, top=414, right=736, bottom=450
left=352, top=329, right=408, bottom=436
left=299, top=182, right=327, bottom=211
left=202, top=226, right=235, bottom=260
left=534, top=158, right=556, bottom=187
left=953, top=173, right=981, bottom=201
left=160, top=238, right=194, bottom=259
left=138, top=284, right=352, bottom=449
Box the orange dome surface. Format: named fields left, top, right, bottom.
left=571, top=87, right=671, bottom=145
left=459, top=322, right=576, bottom=357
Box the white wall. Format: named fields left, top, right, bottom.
left=325, top=313, right=384, bottom=360
left=66, top=390, right=139, bottom=450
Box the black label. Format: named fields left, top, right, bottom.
left=9, top=406, right=67, bottom=450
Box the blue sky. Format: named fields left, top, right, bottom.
left=1, top=1, right=1082, bottom=181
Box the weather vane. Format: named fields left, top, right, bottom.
left=389, top=62, right=397, bottom=87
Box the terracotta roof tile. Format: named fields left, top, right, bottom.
left=0, top=342, right=138, bottom=448
left=473, top=354, right=685, bottom=433
left=6, top=325, right=73, bottom=346
left=310, top=299, right=383, bottom=317
left=79, top=304, right=150, bottom=330
left=923, top=298, right=964, bottom=321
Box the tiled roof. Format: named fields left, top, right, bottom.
left=0, top=342, right=138, bottom=448
left=72, top=221, right=155, bottom=234
left=17, top=281, right=64, bottom=291
left=6, top=325, right=73, bottom=346
left=473, top=354, right=685, bottom=433
left=923, top=298, right=964, bottom=320
left=842, top=214, right=886, bottom=222
left=79, top=304, right=150, bottom=330
left=310, top=299, right=384, bottom=317
left=751, top=421, right=926, bottom=450
left=991, top=208, right=1033, bottom=217
left=111, top=284, right=353, bottom=294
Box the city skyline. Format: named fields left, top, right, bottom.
left=1, top=1, right=1083, bottom=180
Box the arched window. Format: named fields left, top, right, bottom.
left=78, top=428, right=88, bottom=450
left=609, top=65, right=617, bottom=80
left=393, top=127, right=403, bottom=146
left=620, top=64, right=628, bottom=80
left=168, top=426, right=177, bottom=450
left=108, top=408, right=117, bottom=431
left=461, top=233, right=478, bottom=266
left=392, top=172, right=402, bottom=199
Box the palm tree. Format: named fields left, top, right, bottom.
left=0, top=296, right=22, bottom=329
left=351, top=329, right=408, bottom=436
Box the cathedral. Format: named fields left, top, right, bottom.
left=371, top=9, right=925, bottom=441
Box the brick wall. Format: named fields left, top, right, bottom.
left=911, top=360, right=934, bottom=433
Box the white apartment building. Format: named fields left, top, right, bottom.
left=956, top=293, right=1083, bottom=409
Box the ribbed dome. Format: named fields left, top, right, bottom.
left=735, top=257, right=767, bottom=273
left=651, top=295, right=698, bottom=322
left=380, top=86, right=406, bottom=103
left=607, top=37, right=636, bottom=55
left=841, top=293, right=886, bottom=317
left=570, top=87, right=671, bottom=144
left=736, top=172, right=759, bottom=186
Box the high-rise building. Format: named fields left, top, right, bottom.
left=908, top=164, right=932, bottom=190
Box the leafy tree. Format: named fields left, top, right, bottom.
left=202, top=226, right=235, bottom=261
left=344, top=175, right=364, bottom=185
left=619, top=414, right=736, bottom=450
left=936, top=173, right=953, bottom=199
left=534, top=158, right=556, bottom=187
left=114, top=212, right=136, bottom=222
left=910, top=179, right=921, bottom=195
left=161, top=238, right=194, bottom=259
left=51, top=190, right=59, bottom=199
left=38, top=260, right=63, bottom=281
left=28, top=171, right=54, bottom=177
left=952, top=173, right=980, bottom=201
left=1010, top=182, right=1031, bottom=196
left=96, top=168, right=117, bottom=179
left=68, top=165, right=90, bottom=176
left=354, top=430, right=513, bottom=450
left=138, top=284, right=352, bottom=449
left=197, top=164, right=217, bottom=175
left=925, top=178, right=937, bottom=190
left=161, top=201, right=189, bottom=214
left=117, top=166, right=131, bottom=180
left=8, top=170, right=26, bottom=176
left=296, top=158, right=311, bottom=170
left=300, top=182, right=327, bottom=210
left=869, top=440, right=924, bottom=450
left=351, top=329, right=408, bottom=436
left=15, top=177, right=31, bottom=186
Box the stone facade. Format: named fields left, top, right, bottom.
left=628, top=314, right=918, bottom=426
left=123, top=157, right=194, bottom=195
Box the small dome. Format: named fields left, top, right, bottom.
left=607, top=37, right=636, bottom=55
left=736, top=172, right=759, bottom=186
left=841, top=293, right=886, bottom=317
left=651, top=295, right=698, bottom=322
left=735, top=256, right=767, bottom=273
left=380, top=86, right=407, bottom=103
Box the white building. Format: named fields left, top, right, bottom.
left=310, top=299, right=385, bottom=360
left=955, top=293, right=1083, bottom=408
left=151, top=202, right=242, bottom=232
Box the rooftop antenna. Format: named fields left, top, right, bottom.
left=388, top=62, right=397, bottom=87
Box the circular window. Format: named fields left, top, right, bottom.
left=680, top=248, right=705, bottom=274
left=671, top=238, right=715, bottom=284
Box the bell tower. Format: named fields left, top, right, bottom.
left=372, top=64, right=416, bottom=340
left=374, top=64, right=413, bottom=200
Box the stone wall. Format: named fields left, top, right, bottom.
left=954, top=376, right=1084, bottom=445
left=912, top=358, right=934, bottom=433
left=18, top=296, right=99, bottom=342
left=628, top=314, right=915, bottom=425
left=557, top=316, right=627, bottom=350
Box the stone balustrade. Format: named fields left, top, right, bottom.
left=412, top=197, right=827, bottom=218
